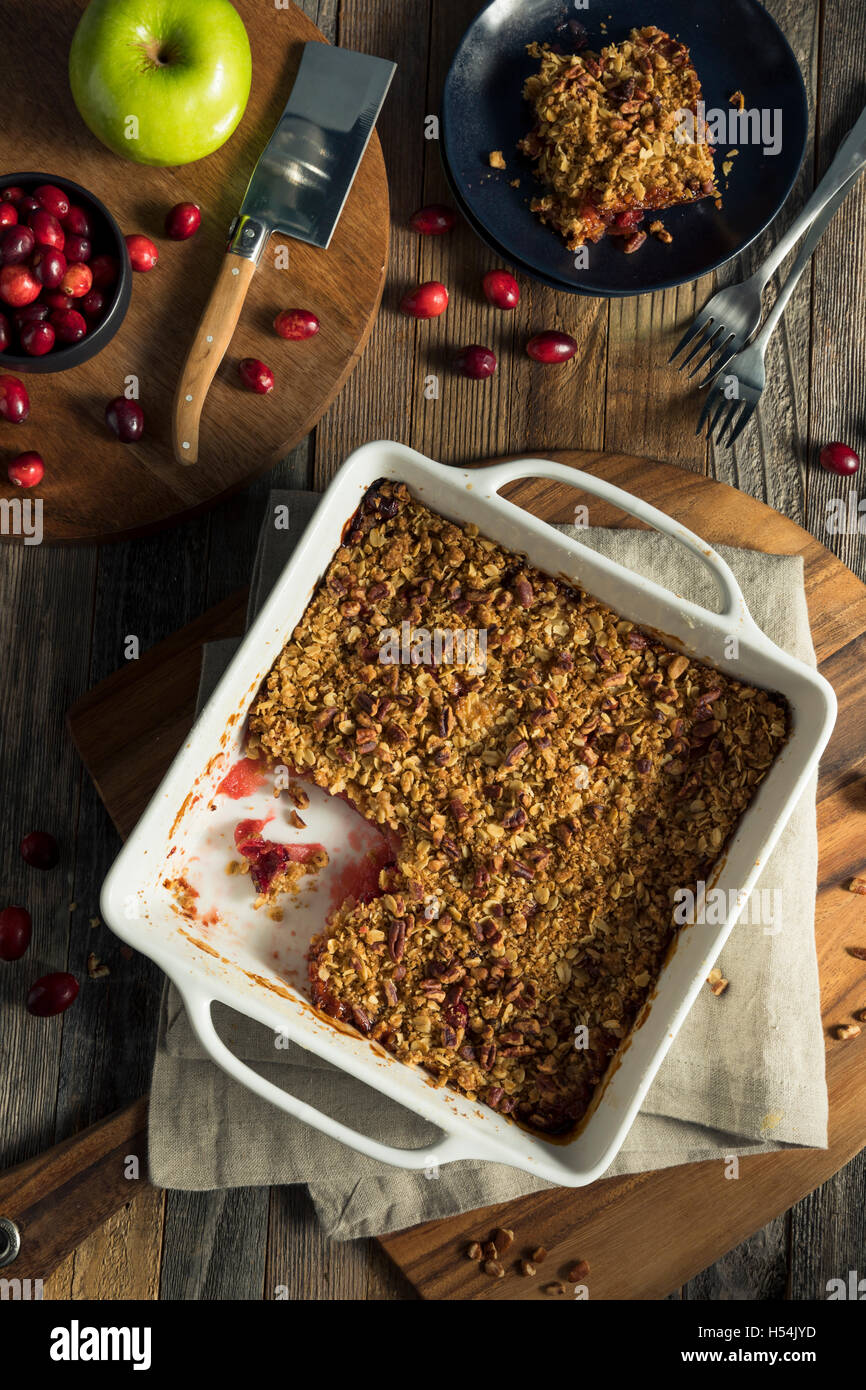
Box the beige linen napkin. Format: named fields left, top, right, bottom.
left=148, top=492, right=828, bottom=1239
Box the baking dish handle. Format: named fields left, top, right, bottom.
left=475, top=457, right=753, bottom=629
left=180, top=987, right=479, bottom=1171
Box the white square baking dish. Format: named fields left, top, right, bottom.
left=101, top=441, right=836, bottom=1186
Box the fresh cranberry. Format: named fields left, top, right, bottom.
left=64, top=234, right=91, bottom=264
left=60, top=263, right=92, bottom=299
left=409, top=204, right=457, bottom=236
left=89, top=254, right=118, bottom=289
left=526, top=330, right=578, bottom=363
left=27, top=972, right=79, bottom=1017
left=29, top=209, right=65, bottom=252
left=274, top=308, right=319, bottom=340
left=0, top=203, right=17, bottom=228
left=238, top=357, right=274, bottom=393
left=63, top=205, right=91, bottom=238
left=8, top=452, right=44, bottom=487
left=400, top=280, right=449, bottom=318
left=34, top=184, right=70, bottom=220
left=50, top=308, right=87, bottom=344
left=31, top=246, right=67, bottom=289
left=0, top=312, right=10, bottom=352
left=0, top=225, right=35, bottom=266
left=454, top=344, right=497, bottom=379
left=482, top=269, right=520, bottom=310
left=20, top=830, right=58, bottom=867
left=165, top=202, right=201, bottom=240
left=20, top=321, right=55, bottom=356
left=105, top=396, right=144, bottom=442
left=18, top=196, right=40, bottom=218
left=80, top=289, right=105, bottom=319
left=42, top=291, right=74, bottom=311
left=0, top=186, right=23, bottom=204
left=819, top=441, right=860, bottom=476
left=0, top=264, right=41, bottom=307
left=0, top=906, right=32, bottom=961
left=0, top=375, right=30, bottom=422
left=125, top=233, right=158, bottom=272
left=13, top=303, right=49, bottom=329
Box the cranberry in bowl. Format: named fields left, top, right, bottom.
left=0, top=173, right=131, bottom=374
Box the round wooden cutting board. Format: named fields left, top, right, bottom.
left=0, top=0, right=390, bottom=543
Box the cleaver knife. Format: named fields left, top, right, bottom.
left=172, top=42, right=395, bottom=465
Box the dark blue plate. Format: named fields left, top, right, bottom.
left=441, top=0, right=808, bottom=296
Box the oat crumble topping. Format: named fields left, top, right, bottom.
left=518, top=25, right=716, bottom=250
left=245, top=481, right=788, bottom=1136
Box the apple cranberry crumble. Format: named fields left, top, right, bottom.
left=519, top=25, right=717, bottom=251
left=246, top=481, right=788, bottom=1136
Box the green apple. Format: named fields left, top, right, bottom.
left=69, top=0, right=252, bottom=167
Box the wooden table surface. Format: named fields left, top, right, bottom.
left=2, top=0, right=864, bottom=1300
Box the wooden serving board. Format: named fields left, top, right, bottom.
left=67, top=450, right=866, bottom=1300
left=0, top=0, right=389, bottom=543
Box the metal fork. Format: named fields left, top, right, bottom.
left=670, top=103, right=866, bottom=382
left=697, top=173, right=859, bottom=447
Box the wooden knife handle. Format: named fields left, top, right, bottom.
left=172, top=252, right=258, bottom=466
left=0, top=1097, right=149, bottom=1282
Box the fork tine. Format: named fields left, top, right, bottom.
left=726, top=399, right=756, bottom=447
left=718, top=400, right=748, bottom=448
left=708, top=398, right=733, bottom=444
left=678, top=322, right=721, bottom=371
left=695, top=386, right=721, bottom=436
left=695, top=343, right=739, bottom=390
left=669, top=313, right=711, bottom=364
left=688, top=331, right=734, bottom=381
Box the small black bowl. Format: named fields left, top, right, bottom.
left=0, top=172, right=131, bottom=373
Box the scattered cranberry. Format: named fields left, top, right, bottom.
left=819, top=441, right=860, bottom=476
left=409, top=204, right=457, bottom=236
left=0, top=906, right=32, bottom=961
left=526, top=330, right=578, bottom=364
left=20, top=829, right=58, bottom=867
left=8, top=452, right=44, bottom=487
left=31, top=247, right=67, bottom=289
left=0, top=202, right=17, bottom=228
left=125, top=233, right=158, bottom=272
left=60, top=262, right=93, bottom=299
left=0, top=313, right=9, bottom=353
left=0, top=263, right=41, bottom=307
left=27, top=972, right=79, bottom=1017
left=238, top=357, right=274, bottom=393
left=400, top=280, right=449, bottom=319
left=0, top=186, right=23, bottom=205
left=64, top=234, right=91, bottom=264
left=42, top=291, right=74, bottom=311
left=20, top=320, right=55, bottom=356
left=34, top=184, right=70, bottom=220
left=0, top=374, right=30, bottom=422
left=50, top=308, right=87, bottom=344
left=29, top=209, right=65, bottom=252
left=63, top=205, right=91, bottom=238
left=89, top=253, right=118, bottom=289
left=454, top=344, right=497, bottom=379
left=0, top=225, right=35, bottom=265
left=482, top=269, right=520, bottom=310
left=80, top=289, right=105, bottom=319
left=274, top=308, right=319, bottom=340
left=165, top=202, right=201, bottom=240
left=105, top=396, right=144, bottom=442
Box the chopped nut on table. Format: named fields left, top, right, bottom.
left=543, top=1281, right=569, bottom=1296
left=568, top=1258, right=590, bottom=1282
left=466, top=1241, right=482, bottom=1262
left=531, top=1245, right=549, bottom=1264
left=246, top=480, right=789, bottom=1137
left=86, top=952, right=110, bottom=979
left=848, top=877, right=866, bottom=896
left=835, top=1024, right=861, bottom=1041
left=847, top=946, right=866, bottom=960
left=519, top=1258, right=537, bottom=1277
left=707, top=968, right=729, bottom=996
left=483, top=1258, right=505, bottom=1278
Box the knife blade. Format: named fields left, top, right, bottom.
left=172, top=42, right=395, bottom=466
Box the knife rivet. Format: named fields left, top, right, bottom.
left=0, top=1217, right=21, bottom=1267
left=232, top=267, right=240, bottom=276
left=182, top=442, right=190, bottom=450
left=185, top=395, right=193, bottom=402
left=206, top=336, right=214, bottom=343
